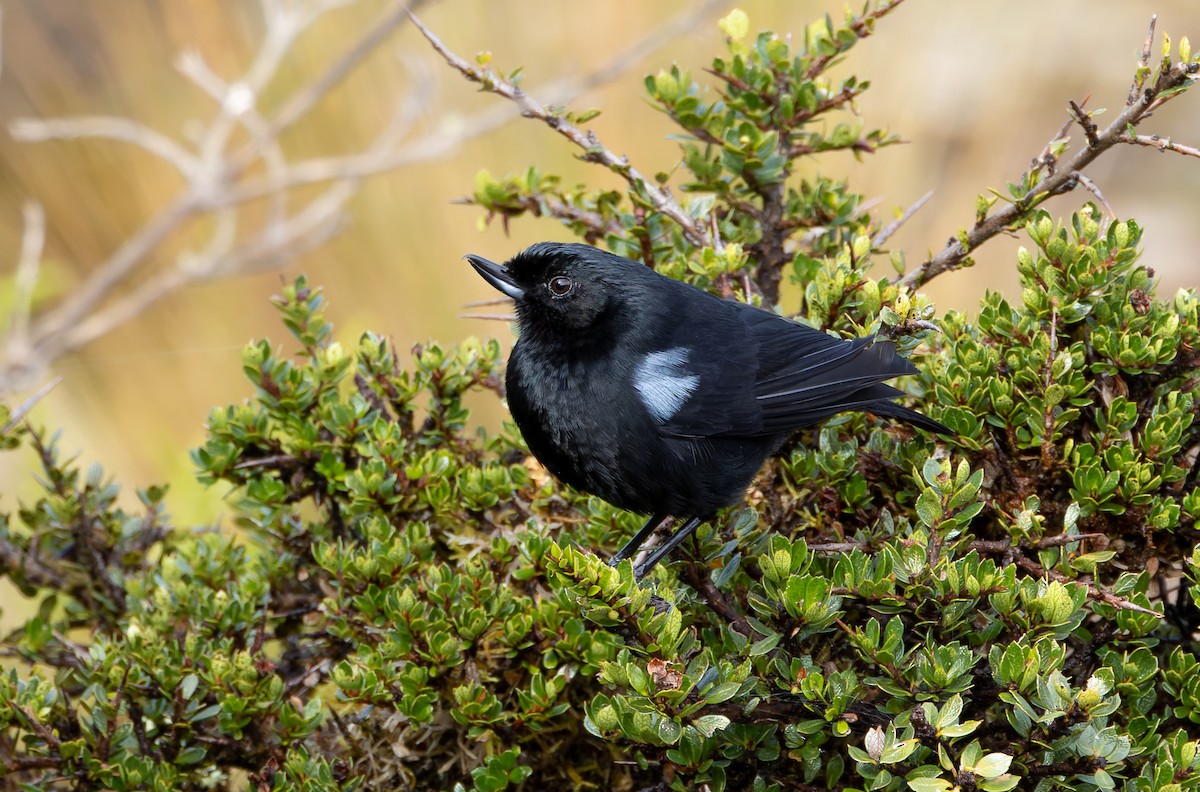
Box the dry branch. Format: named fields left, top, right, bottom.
left=0, top=0, right=717, bottom=394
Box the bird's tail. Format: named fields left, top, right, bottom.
left=866, top=400, right=953, bottom=435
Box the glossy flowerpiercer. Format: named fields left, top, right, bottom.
left=467, top=242, right=949, bottom=577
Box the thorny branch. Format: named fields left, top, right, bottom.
left=902, top=16, right=1198, bottom=289
left=1, top=0, right=720, bottom=394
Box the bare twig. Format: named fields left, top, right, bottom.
left=1, top=377, right=62, bottom=435
left=10, top=117, right=200, bottom=178
left=407, top=10, right=714, bottom=250
left=229, top=2, right=416, bottom=170
left=1120, top=133, right=1200, bottom=159
left=462, top=296, right=514, bottom=309
left=968, top=532, right=1107, bottom=554
left=11, top=705, right=62, bottom=751
left=226, top=2, right=727, bottom=204
left=22, top=199, right=197, bottom=357
left=1027, top=105, right=1081, bottom=183
left=808, top=541, right=869, bottom=553
left=1, top=2, right=720, bottom=392
left=1127, top=16, right=1157, bottom=106
left=680, top=560, right=753, bottom=637
left=1074, top=172, right=1116, bottom=217
left=1014, top=554, right=1162, bottom=618
left=872, top=190, right=933, bottom=249
left=6, top=202, right=46, bottom=349
left=1067, top=100, right=1100, bottom=149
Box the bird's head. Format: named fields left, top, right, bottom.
left=465, top=242, right=632, bottom=334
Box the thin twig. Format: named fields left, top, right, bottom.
left=680, top=560, right=753, bottom=637
left=9, top=117, right=200, bottom=178
left=23, top=198, right=196, bottom=350
left=968, top=532, right=1106, bottom=554
left=808, top=542, right=869, bottom=553
left=6, top=201, right=46, bottom=347
left=1067, top=100, right=1100, bottom=148
left=228, top=1, right=423, bottom=173
left=1028, top=104, right=1081, bottom=182
left=1074, top=172, right=1115, bottom=217
left=1, top=377, right=62, bottom=435
left=1120, top=133, right=1200, bottom=159
left=1014, top=554, right=1162, bottom=618
left=407, top=10, right=713, bottom=250
left=1127, top=16, right=1157, bottom=106
left=872, top=190, right=933, bottom=249
left=462, top=296, right=515, bottom=308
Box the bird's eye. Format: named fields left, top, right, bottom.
left=547, top=275, right=574, bottom=296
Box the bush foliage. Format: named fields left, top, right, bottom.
left=3, top=5, right=1200, bottom=791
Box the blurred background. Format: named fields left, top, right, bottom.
left=0, top=0, right=1197, bottom=533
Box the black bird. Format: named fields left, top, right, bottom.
left=466, top=242, right=949, bottom=577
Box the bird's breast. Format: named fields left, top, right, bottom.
left=504, top=339, right=769, bottom=517
left=506, top=343, right=642, bottom=499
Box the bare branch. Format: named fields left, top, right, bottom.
left=20, top=197, right=197, bottom=359
left=1128, top=16, right=1157, bottom=105
left=1120, top=133, right=1200, bottom=159
left=176, top=49, right=291, bottom=231
left=228, top=1, right=419, bottom=172
left=1074, top=172, right=1116, bottom=217
left=902, top=28, right=1196, bottom=290
left=1014, top=554, right=1162, bottom=618
left=408, top=9, right=714, bottom=250
left=9, top=116, right=200, bottom=178
left=462, top=296, right=515, bottom=309
left=1, top=377, right=62, bottom=435
left=6, top=202, right=46, bottom=347
left=2, top=0, right=715, bottom=393
left=872, top=190, right=933, bottom=249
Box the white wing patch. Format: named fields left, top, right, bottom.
left=634, top=348, right=700, bottom=422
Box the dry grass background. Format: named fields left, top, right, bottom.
left=0, top=0, right=1196, bottom=544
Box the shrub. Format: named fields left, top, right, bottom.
left=3, top=5, right=1199, bottom=790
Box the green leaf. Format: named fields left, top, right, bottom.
left=973, top=753, right=1013, bottom=778
left=692, top=714, right=731, bottom=737
left=181, top=673, right=200, bottom=701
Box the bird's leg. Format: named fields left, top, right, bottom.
left=610, top=513, right=672, bottom=565
left=633, top=516, right=705, bottom=579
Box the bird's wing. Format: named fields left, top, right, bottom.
left=740, top=305, right=925, bottom=434
left=638, top=299, right=764, bottom=438
left=651, top=301, right=926, bottom=438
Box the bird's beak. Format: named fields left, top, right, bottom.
left=465, top=254, right=524, bottom=300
